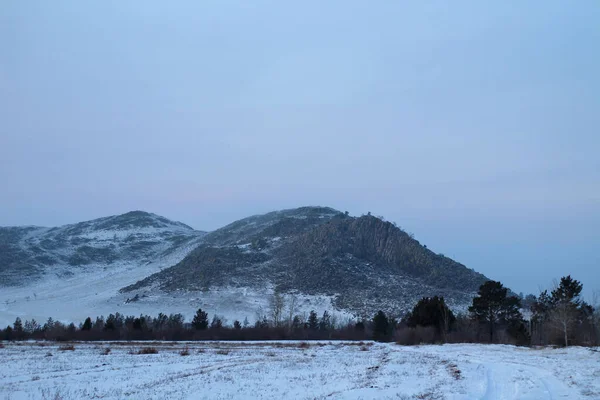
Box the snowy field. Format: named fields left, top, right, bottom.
left=1, top=342, right=599, bottom=399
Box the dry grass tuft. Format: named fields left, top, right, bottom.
left=58, top=344, right=75, bottom=351
left=136, top=347, right=158, bottom=355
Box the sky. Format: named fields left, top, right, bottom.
left=1, top=1, right=599, bottom=298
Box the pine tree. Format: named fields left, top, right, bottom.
left=82, top=317, right=92, bottom=331
left=372, top=310, right=390, bottom=341
left=319, top=311, right=331, bottom=331
left=549, top=275, right=584, bottom=346
left=233, top=320, right=242, bottom=330
left=210, top=315, right=223, bottom=329
left=469, top=280, right=523, bottom=342
left=308, top=310, right=319, bottom=330
left=13, top=317, right=23, bottom=339
left=192, top=308, right=209, bottom=330
left=405, top=296, right=455, bottom=338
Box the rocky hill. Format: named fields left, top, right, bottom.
left=122, top=207, right=488, bottom=318
left=1, top=207, right=490, bottom=324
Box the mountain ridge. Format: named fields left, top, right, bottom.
left=121, top=206, right=488, bottom=317
left=0, top=206, right=489, bottom=324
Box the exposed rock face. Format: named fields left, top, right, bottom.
left=123, top=207, right=488, bottom=317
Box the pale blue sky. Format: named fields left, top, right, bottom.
left=1, top=1, right=599, bottom=297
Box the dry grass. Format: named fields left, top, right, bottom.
left=215, top=349, right=230, bottom=355
left=180, top=347, right=190, bottom=356
left=101, top=347, right=111, bottom=355
left=58, top=344, right=75, bottom=351
left=136, top=347, right=158, bottom=355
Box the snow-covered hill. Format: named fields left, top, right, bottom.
left=123, top=206, right=487, bottom=320
left=1, top=207, right=489, bottom=327
left=0, top=211, right=206, bottom=326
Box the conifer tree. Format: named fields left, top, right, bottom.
left=469, top=280, right=523, bottom=342
left=192, top=308, right=209, bottom=330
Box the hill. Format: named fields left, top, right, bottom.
left=122, top=207, right=488, bottom=318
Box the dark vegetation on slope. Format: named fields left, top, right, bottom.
left=122, top=207, right=488, bottom=316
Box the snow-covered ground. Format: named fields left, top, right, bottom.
left=0, top=271, right=351, bottom=328
left=0, top=243, right=199, bottom=328
left=1, top=342, right=598, bottom=399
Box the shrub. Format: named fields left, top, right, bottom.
left=137, top=347, right=158, bottom=355
left=395, top=326, right=437, bottom=345
left=180, top=346, right=190, bottom=356
left=101, top=347, right=111, bottom=355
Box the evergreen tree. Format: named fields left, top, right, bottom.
left=405, top=296, right=455, bottom=337
left=82, top=317, right=92, bottom=331
left=210, top=315, right=223, bottom=329
left=167, top=313, right=184, bottom=330
left=308, top=310, right=319, bottom=330
left=13, top=317, right=23, bottom=338
left=319, top=311, right=331, bottom=331
left=233, top=320, right=242, bottom=330
left=192, top=308, right=209, bottom=330
left=354, top=321, right=365, bottom=332
left=372, top=310, right=390, bottom=341
left=469, top=280, right=523, bottom=342
left=291, top=315, right=302, bottom=330
left=4, top=325, right=13, bottom=341
left=551, top=275, right=583, bottom=305
left=549, top=275, right=585, bottom=346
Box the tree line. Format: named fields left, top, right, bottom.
left=1, top=275, right=598, bottom=346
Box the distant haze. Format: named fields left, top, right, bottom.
left=1, top=2, right=599, bottom=298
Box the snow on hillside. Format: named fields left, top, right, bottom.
left=0, top=277, right=353, bottom=328
left=0, top=238, right=201, bottom=327
left=0, top=342, right=598, bottom=399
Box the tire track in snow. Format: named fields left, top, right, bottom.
left=479, top=361, right=569, bottom=400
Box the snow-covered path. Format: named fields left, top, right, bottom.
left=0, top=342, right=598, bottom=399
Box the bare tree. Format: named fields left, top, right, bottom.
left=286, top=294, right=298, bottom=330
left=269, top=292, right=286, bottom=327
left=548, top=276, right=583, bottom=346
left=549, top=301, right=577, bottom=347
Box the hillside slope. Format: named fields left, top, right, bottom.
left=0, top=211, right=206, bottom=326
left=123, top=207, right=488, bottom=318
left=0, top=211, right=205, bottom=286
